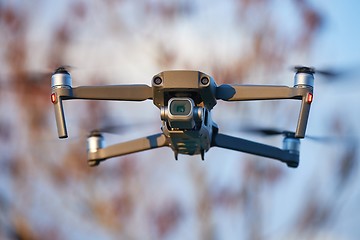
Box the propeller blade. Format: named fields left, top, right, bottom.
left=292, top=65, right=357, bottom=80
left=241, top=127, right=284, bottom=136
left=88, top=120, right=159, bottom=135
left=305, top=135, right=356, bottom=143
left=0, top=64, right=74, bottom=87
left=240, top=126, right=292, bottom=136
left=53, top=65, right=74, bottom=74
left=240, top=126, right=355, bottom=143
left=293, top=65, right=315, bottom=74
left=91, top=124, right=134, bottom=135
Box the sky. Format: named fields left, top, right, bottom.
left=311, top=0, right=360, bottom=65
left=1, top=0, right=360, bottom=239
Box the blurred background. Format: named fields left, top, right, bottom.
left=0, top=0, right=360, bottom=239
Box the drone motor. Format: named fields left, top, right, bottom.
left=294, top=70, right=314, bottom=88
left=87, top=131, right=105, bottom=166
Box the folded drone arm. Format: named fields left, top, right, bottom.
left=87, top=133, right=168, bottom=166
left=211, top=133, right=299, bottom=168
left=216, top=85, right=313, bottom=138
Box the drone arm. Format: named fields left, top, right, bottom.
left=87, top=133, right=168, bottom=165
left=211, top=133, right=299, bottom=167
left=71, top=85, right=153, bottom=101
left=51, top=87, right=72, bottom=138
left=296, top=95, right=312, bottom=138
left=216, top=85, right=309, bottom=101
left=53, top=95, right=67, bottom=138
left=51, top=85, right=152, bottom=138
left=216, top=85, right=313, bottom=138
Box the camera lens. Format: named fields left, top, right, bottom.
left=170, top=99, right=191, bottom=116
left=176, top=105, right=186, bottom=113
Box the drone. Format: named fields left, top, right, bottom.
left=51, top=66, right=315, bottom=168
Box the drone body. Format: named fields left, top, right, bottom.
left=51, top=68, right=314, bottom=168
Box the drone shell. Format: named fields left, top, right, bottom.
left=152, top=70, right=217, bottom=110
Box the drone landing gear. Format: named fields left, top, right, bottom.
left=211, top=133, right=300, bottom=168
left=201, top=149, right=205, bottom=160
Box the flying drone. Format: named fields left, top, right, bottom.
left=51, top=66, right=316, bottom=168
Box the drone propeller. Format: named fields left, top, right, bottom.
left=241, top=127, right=295, bottom=138
left=53, top=65, right=74, bottom=75
left=23, top=65, right=74, bottom=77
left=86, top=119, right=159, bottom=137
left=89, top=124, right=132, bottom=135
left=26, top=65, right=74, bottom=76
left=0, top=65, right=74, bottom=88
left=292, top=65, right=355, bottom=80
left=293, top=66, right=316, bottom=74
left=240, top=126, right=353, bottom=143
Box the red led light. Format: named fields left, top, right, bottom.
left=51, top=93, right=57, bottom=103
left=306, top=93, right=313, bottom=103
